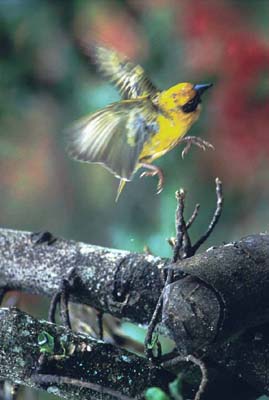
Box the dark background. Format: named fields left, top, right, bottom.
left=0, top=0, right=268, bottom=399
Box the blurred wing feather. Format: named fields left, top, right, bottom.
left=93, top=46, right=158, bottom=100
left=67, top=101, right=159, bottom=180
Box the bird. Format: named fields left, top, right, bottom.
left=67, top=45, right=214, bottom=200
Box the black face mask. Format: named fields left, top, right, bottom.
left=182, top=83, right=213, bottom=113
left=182, top=94, right=201, bottom=113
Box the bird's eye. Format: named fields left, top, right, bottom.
left=182, top=95, right=200, bottom=113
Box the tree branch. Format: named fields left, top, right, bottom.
left=1, top=228, right=269, bottom=338
left=2, top=229, right=269, bottom=395
left=0, top=228, right=168, bottom=324
left=0, top=308, right=173, bottom=400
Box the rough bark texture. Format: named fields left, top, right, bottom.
left=0, top=228, right=168, bottom=324
left=210, top=322, right=269, bottom=396
left=163, top=233, right=269, bottom=355
left=1, top=228, right=269, bottom=397
left=0, top=308, right=173, bottom=400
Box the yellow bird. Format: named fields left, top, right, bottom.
left=67, top=45, right=213, bottom=200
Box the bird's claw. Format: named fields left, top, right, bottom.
left=139, top=163, right=164, bottom=195
left=181, top=143, right=191, bottom=159
left=140, top=171, right=152, bottom=179
left=156, top=180, right=163, bottom=194
left=180, top=136, right=215, bottom=159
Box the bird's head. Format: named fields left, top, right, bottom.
left=161, top=82, right=213, bottom=115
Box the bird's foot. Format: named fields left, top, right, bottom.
left=180, top=136, right=214, bottom=158
left=140, top=163, right=164, bottom=194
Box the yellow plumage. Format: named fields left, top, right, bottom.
left=139, top=84, right=202, bottom=162
left=67, top=45, right=213, bottom=199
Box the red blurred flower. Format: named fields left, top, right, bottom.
left=179, top=0, right=269, bottom=183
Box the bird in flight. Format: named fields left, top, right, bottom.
left=67, top=45, right=213, bottom=200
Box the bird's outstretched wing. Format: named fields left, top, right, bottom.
left=67, top=100, right=159, bottom=180
left=93, top=46, right=159, bottom=100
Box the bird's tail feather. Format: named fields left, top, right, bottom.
left=115, top=179, right=127, bottom=202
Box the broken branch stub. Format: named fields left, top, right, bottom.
left=162, top=234, right=269, bottom=356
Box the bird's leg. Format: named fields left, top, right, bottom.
left=139, top=163, right=164, bottom=194
left=179, top=136, right=214, bottom=158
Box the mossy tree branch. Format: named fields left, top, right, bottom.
left=0, top=308, right=173, bottom=400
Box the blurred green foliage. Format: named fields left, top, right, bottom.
left=0, top=0, right=269, bottom=399
left=145, top=376, right=182, bottom=400
left=38, top=331, right=55, bottom=355
left=145, top=387, right=170, bottom=400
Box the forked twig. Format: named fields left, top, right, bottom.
left=144, top=189, right=187, bottom=359
left=145, top=178, right=223, bottom=393
left=158, top=179, right=222, bottom=399
left=171, top=177, right=223, bottom=261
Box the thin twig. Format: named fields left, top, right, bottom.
left=60, top=279, right=72, bottom=329
left=32, top=374, right=133, bottom=400
left=49, top=268, right=77, bottom=329
left=186, top=204, right=200, bottom=229
left=145, top=189, right=194, bottom=360
left=192, top=178, right=223, bottom=254
left=96, top=310, right=104, bottom=341
left=48, top=292, right=61, bottom=323
left=144, top=267, right=174, bottom=361
left=162, top=354, right=208, bottom=400
left=144, top=292, right=163, bottom=361
left=173, top=189, right=195, bottom=260
left=158, top=349, right=179, bottom=363
left=186, top=355, right=208, bottom=400
left=173, top=190, right=188, bottom=262
left=145, top=179, right=223, bottom=363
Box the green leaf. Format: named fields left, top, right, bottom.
left=169, top=376, right=183, bottom=400
left=145, top=387, right=170, bottom=400
left=147, top=333, right=159, bottom=350
left=38, top=331, right=55, bottom=354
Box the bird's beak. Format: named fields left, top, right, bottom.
left=194, top=83, right=213, bottom=96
